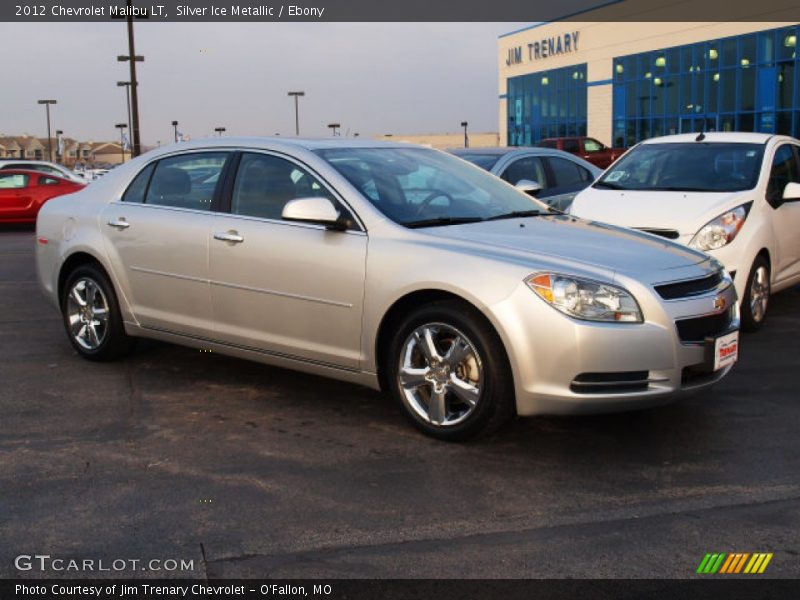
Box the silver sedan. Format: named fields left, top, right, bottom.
left=36, top=138, right=739, bottom=440
left=449, top=147, right=602, bottom=211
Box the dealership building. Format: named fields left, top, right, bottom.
left=498, top=6, right=800, bottom=148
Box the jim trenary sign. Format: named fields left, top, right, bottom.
left=506, top=31, right=581, bottom=66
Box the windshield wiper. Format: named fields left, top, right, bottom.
left=486, top=209, right=546, bottom=221
left=593, top=181, right=626, bottom=190
left=403, top=216, right=485, bottom=229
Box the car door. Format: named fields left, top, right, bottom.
left=765, top=143, right=800, bottom=284
left=100, top=151, right=231, bottom=338
left=541, top=156, right=594, bottom=211
left=209, top=151, right=367, bottom=369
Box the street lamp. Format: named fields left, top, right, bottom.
left=327, top=123, right=341, bottom=137
left=215, top=127, right=226, bottom=137
left=117, top=81, right=133, bottom=138
left=116, top=0, right=146, bottom=157
left=461, top=121, right=469, bottom=148
left=115, top=123, right=128, bottom=164
left=287, top=91, right=305, bottom=136
left=172, top=120, right=179, bottom=143
left=37, top=99, right=57, bottom=162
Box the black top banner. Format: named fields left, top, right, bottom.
left=2, top=0, right=800, bottom=22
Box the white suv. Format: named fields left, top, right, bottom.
left=570, top=132, right=800, bottom=331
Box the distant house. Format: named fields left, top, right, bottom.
left=0, top=134, right=129, bottom=167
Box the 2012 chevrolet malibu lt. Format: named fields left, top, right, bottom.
left=36, top=139, right=739, bottom=440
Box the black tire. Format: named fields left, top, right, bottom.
left=61, top=263, right=136, bottom=361
left=386, top=300, right=515, bottom=441
left=740, top=255, right=770, bottom=333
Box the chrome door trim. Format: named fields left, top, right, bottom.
left=209, top=279, right=354, bottom=308
left=129, top=266, right=208, bottom=284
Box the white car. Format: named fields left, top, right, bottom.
left=0, top=160, right=85, bottom=184
left=570, top=132, right=800, bottom=331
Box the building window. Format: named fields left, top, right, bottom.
left=507, top=63, right=588, bottom=146
left=612, top=25, right=800, bottom=147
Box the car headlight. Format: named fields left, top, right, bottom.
left=525, top=273, right=643, bottom=323
left=689, top=204, right=750, bottom=251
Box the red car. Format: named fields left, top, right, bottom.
left=0, top=169, right=85, bottom=224
left=538, top=136, right=625, bottom=169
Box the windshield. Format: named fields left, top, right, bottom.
left=596, top=142, right=764, bottom=192
left=451, top=153, right=501, bottom=171
left=316, top=147, right=548, bottom=226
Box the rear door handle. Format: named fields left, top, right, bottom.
left=107, top=219, right=130, bottom=230
left=213, top=231, right=244, bottom=244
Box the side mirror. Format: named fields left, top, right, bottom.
left=515, top=179, right=542, bottom=196
left=782, top=182, right=800, bottom=202
left=282, top=197, right=346, bottom=230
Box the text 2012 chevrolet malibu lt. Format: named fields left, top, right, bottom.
left=36, top=139, right=740, bottom=440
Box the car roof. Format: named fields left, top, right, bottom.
left=0, top=159, right=67, bottom=167
left=640, top=132, right=778, bottom=145
left=448, top=146, right=597, bottom=161
left=143, top=137, right=424, bottom=156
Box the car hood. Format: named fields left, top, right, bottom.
left=570, top=187, right=751, bottom=235
left=424, top=214, right=712, bottom=281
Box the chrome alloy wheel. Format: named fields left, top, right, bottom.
left=749, top=265, right=770, bottom=324
left=397, top=323, right=483, bottom=427
left=66, top=278, right=110, bottom=350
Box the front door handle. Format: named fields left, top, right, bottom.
left=213, top=231, right=244, bottom=244
left=107, top=219, right=130, bottom=230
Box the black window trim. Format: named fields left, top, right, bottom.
left=121, top=149, right=234, bottom=211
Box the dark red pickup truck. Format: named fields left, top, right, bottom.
left=538, top=137, right=624, bottom=169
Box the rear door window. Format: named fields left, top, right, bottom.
left=144, top=153, right=228, bottom=210
left=546, top=157, right=588, bottom=186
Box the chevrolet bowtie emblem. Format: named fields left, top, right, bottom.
left=714, top=296, right=727, bottom=312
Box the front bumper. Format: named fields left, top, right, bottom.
left=489, top=272, right=739, bottom=416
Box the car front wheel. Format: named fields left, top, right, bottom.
left=741, top=255, right=770, bottom=332
left=386, top=301, right=515, bottom=441
left=61, top=264, right=136, bottom=360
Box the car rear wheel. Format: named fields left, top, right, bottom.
left=741, top=255, right=770, bottom=332
left=61, top=264, right=136, bottom=360
left=386, top=301, right=515, bottom=441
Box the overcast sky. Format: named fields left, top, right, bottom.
left=1, top=22, right=527, bottom=145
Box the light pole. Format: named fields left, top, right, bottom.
left=117, top=81, right=133, bottom=137
left=215, top=127, right=226, bottom=137
left=327, top=123, right=341, bottom=137
left=115, top=123, right=128, bottom=164
left=461, top=121, right=469, bottom=148
left=37, top=99, right=57, bottom=162
left=288, top=91, right=305, bottom=136
left=172, top=120, right=179, bottom=143
left=116, top=0, right=145, bottom=157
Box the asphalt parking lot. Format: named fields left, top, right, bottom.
left=1, top=227, right=799, bottom=579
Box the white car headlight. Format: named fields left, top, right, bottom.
left=525, top=273, right=643, bottom=323
left=689, top=204, right=750, bottom=251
